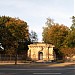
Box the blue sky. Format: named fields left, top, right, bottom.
left=0, top=0, right=74, bottom=41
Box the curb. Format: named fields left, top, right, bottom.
left=48, top=62, right=75, bottom=67
left=0, top=62, right=75, bottom=67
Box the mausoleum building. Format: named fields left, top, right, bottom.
left=28, top=43, right=56, bottom=62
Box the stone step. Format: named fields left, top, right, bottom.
left=36, top=60, right=46, bottom=62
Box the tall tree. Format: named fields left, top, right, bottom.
left=63, top=30, right=75, bottom=48
left=64, top=16, right=75, bottom=48
left=45, top=18, right=54, bottom=27
left=71, top=16, right=75, bottom=30
left=29, top=30, right=38, bottom=43
left=42, top=18, right=69, bottom=48
left=0, top=16, right=29, bottom=55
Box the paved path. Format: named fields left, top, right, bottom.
left=0, top=62, right=75, bottom=67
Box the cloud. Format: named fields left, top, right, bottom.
left=0, top=0, right=74, bottom=41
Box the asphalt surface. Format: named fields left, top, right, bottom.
left=0, top=63, right=75, bottom=75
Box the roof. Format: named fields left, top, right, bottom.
left=28, top=42, right=55, bottom=48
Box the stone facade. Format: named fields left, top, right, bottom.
left=28, top=43, right=56, bottom=61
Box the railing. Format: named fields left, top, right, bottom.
left=0, top=54, right=26, bottom=63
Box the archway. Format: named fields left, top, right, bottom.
left=38, top=52, right=43, bottom=60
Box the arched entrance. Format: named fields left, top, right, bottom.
left=38, top=52, right=43, bottom=60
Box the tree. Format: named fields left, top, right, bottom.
left=63, top=16, right=75, bottom=48
left=61, top=48, right=75, bottom=58
left=58, top=16, right=75, bottom=59
left=29, top=30, right=38, bottom=43
left=42, top=18, right=69, bottom=48
left=0, top=16, right=29, bottom=55
left=63, top=30, right=75, bottom=48
left=45, top=18, right=54, bottom=27
left=71, top=16, right=75, bottom=30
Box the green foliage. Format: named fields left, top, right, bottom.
left=63, top=16, right=75, bottom=48
left=30, top=30, right=38, bottom=43
left=42, top=17, right=75, bottom=58
left=0, top=16, right=29, bottom=55
left=71, top=16, right=75, bottom=30
left=63, top=30, right=75, bottom=48
left=42, top=18, right=69, bottom=48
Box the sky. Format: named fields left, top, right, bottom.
left=0, top=0, right=74, bottom=42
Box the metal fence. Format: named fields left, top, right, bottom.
left=0, top=54, right=26, bottom=63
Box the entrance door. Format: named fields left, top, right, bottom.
left=38, top=52, right=43, bottom=60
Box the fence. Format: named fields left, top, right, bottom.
left=0, top=54, right=26, bottom=63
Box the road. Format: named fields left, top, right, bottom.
left=0, top=63, right=75, bottom=75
